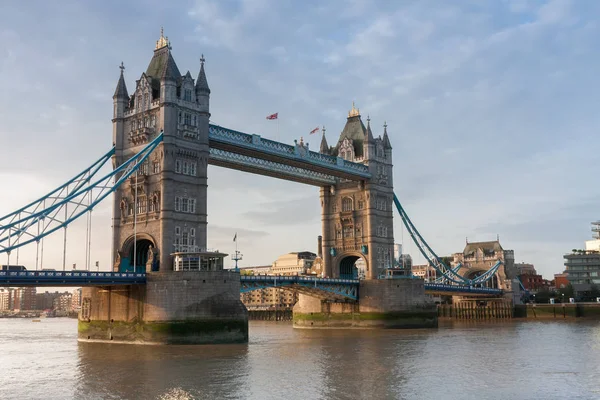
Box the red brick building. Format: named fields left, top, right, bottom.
left=519, top=274, right=551, bottom=292
left=554, top=272, right=569, bottom=289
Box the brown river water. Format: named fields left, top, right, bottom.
left=1, top=318, right=599, bottom=400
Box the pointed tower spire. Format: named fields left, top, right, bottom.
left=382, top=121, right=392, bottom=149
left=320, top=126, right=329, bottom=154
left=195, top=54, right=210, bottom=94
left=113, top=62, right=129, bottom=99
left=365, top=114, right=374, bottom=143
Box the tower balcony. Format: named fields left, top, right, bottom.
left=179, top=123, right=198, bottom=139
left=129, top=127, right=155, bottom=145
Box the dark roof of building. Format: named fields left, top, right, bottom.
left=365, top=118, right=374, bottom=143
left=333, top=115, right=367, bottom=157
left=113, top=68, right=129, bottom=99
left=195, top=59, right=210, bottom=94
left=463, top=241, right=503, bottom=254
left=146, top=46, right=181, bottom=80
left=382, top=123, right=392, bottom=149
left=144, top=46, right=181, bottom=95
left=320, top=130, right=329, bottom=154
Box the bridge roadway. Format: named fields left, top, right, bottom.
left=0, top=271, right=503, bottom=298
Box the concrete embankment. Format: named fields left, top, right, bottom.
left=516, top=303, right=600, bottom=319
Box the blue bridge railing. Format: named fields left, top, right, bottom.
left=0, top=270, right=503, bottom=297
left=0, top=270, right=146, bottom=286
left=240, top=275, right=359, bottom=301
left=424, top=282, right=502, bottom=295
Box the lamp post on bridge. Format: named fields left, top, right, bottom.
left=232, top=250, right=242, bottom=272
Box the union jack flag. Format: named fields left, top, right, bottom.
left=310, top=127, right=319, bottom=135
left=266, top=113, right=278, bottom=120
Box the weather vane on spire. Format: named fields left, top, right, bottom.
left=200, top=54, right=205, bottom=66
left=119, top=62, right=125, bottom=73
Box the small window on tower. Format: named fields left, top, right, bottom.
left=184, top=89, right=192, bottom=102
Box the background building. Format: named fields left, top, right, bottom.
left=554, top=272, right=569, bottom=289
left=270, top=252, right=316, bottom=275
left=71, top=288, right=82, bottom=312
left=239, top=251, right=318, bottom=310
left=36, top=291, right=68, bottom=310
left=53, top=293, right=73, bottom=312
left=7, top=287, right=37, bottom=311
left=514, top=263, right=537, bottom=275
left=564, top=222, right=600, bottom=294
left=0, top=289, right=10, bottom=311
left=452, top=239, right=515, bottom=289
left=412, top=264, right=436, bottom=281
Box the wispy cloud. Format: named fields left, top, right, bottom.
left=1, top=0, right=599, bottom=277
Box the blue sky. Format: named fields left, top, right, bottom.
left=1, top=0, right=599, bottom=279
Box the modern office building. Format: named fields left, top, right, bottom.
left=564, top=222, right=600, bottom=292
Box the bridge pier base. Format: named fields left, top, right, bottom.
left=293, top=279, right=437, bottom=329
left=78, top=271, right=248, bottom=344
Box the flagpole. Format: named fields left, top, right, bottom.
left=277, top=117, right=280, bottom=142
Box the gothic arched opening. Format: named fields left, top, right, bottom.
left=130, top=239, right=154, bottom=272
left=339, top=255, right=362, bottom=279
left=466, top=270, right=499, bottom=289
left=119, top=235, right=156, bottom=273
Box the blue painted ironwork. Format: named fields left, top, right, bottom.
left=393, top=193, right=502, bottom=287
left=240, top=275, right=359, bottom=301
left=0, top=132, right=164, bottom=255
left=209, top=148, right=337, bottom=186
left=424, top=283, right=502, bottom=296
left=0, top=270, right=146, bottom=286
left=0, top=269, right=501, bottom=297
left=208, top=124, right=371, bottom=180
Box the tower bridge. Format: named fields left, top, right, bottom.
left=0, top=30, right=515, bottom=343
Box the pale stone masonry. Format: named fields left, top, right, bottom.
left=319, top=104, right=395, bottom=280
left=111, top=30, right=210, bottom=272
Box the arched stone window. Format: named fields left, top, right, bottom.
left=342, top=197, right=353, bottom=212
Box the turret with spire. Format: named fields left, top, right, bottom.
left=195, top=54, right=210, bottom=95
left=382, top=121, right=392, bottom=149
left=320, top=126, right=329, bottom=154
left=112, top=62, right=129, bottom=156
left=363, top=114, right=375, bottom=160
left=113, top=62, right=129, bottom=101
left=195, top=54, right=210, bottom=115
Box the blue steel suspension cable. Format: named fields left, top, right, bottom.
left=0, top=132, right=163, bottom=254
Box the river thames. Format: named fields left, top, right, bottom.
left=1, top=318, right=599, bottom=400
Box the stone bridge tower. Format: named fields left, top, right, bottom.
left=111, top=29, right=210, bottom=272
left=319, top=104, right=394, bottom=280
left=81, top=31, right=247, bottom=345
